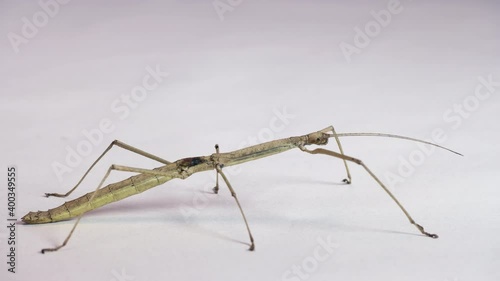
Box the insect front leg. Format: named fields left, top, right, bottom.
left=299, top=145, right=438, bottom=239
left=320, top=126, right=352, bottom=184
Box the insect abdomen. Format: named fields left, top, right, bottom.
left=22, top=172, right=170, bottom=224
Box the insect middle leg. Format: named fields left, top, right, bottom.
left=41, top=164, right=175, bottom=253
left=212, top=144, right=220, bottom=194
left=215, top=164, right=255, bottom=251
left=46, top=140, right=171, bottom=198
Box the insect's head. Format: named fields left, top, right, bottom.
left=305, top=132, right=330, bottom=146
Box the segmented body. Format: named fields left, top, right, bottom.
left=22, top=136, right=306, bottom=224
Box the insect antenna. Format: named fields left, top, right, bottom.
left=331, top=132, right=463, bottom=156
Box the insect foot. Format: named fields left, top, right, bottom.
left=414, top=223, right=439, bottom=239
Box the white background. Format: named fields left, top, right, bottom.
left=1, top=0, right=499, bottom=281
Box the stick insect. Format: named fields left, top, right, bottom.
left=22, top=126, right=462, bottom=253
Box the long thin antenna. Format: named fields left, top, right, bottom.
left=331, top=132, right=463, bottom=156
